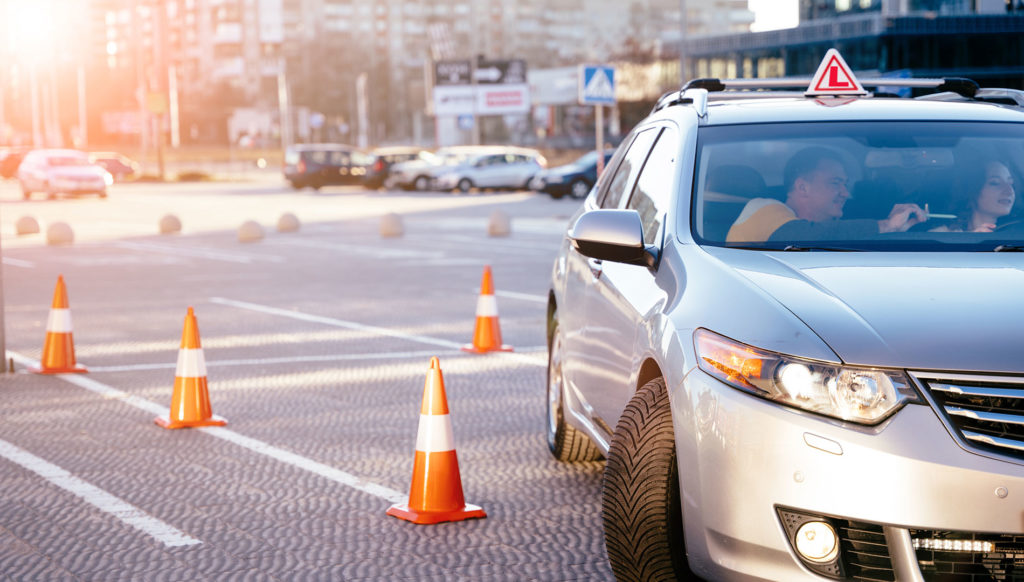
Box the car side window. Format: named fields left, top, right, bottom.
left=598, top=128, right=659, bottom=210
left=627, top=127, right=678, bottom=244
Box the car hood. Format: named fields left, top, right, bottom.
left=711, top=250, right=1024, bottom=373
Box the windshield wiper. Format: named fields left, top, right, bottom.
left=993, top=245, right=1024, bottom=252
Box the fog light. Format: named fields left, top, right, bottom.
left=795, top=521, right=839, bottom=563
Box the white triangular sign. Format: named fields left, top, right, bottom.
left=806, top=49, right=866, bottom=96
left=585, top=69, right=615, bottom=101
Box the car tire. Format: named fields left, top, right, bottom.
left=413, top=176, right=430, bottom=191
left=457, top=178, right=473, bottom=193
left=602, top=377, right=693, bottom=582
left=546, top=309, right=603, bottom=462
left=99, top=190, right=108, bottom=199
left=569, top=178, right=591, bottom=200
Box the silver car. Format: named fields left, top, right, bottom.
left=548, top=55, right=1024, bottom=581
left=18, top=149, right=112, bottom=200
left=434, top=147, right=546, bottom=192
left=388, top=145, right=497, bottom=191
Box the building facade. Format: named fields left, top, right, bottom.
left=681, top=0, right=1024, bottom=90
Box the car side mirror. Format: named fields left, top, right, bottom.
left=569, top=209, right=659, bottom=268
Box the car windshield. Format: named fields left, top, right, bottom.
left=691, top=121, right=1024, bottom=251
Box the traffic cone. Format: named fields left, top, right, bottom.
left=461, top=265, right=513, bottom=353
left=32, top=275, right=87, bottom=374
left=387, top=357, right=486, bottom=525
left=155, top=307, right=228, bottom=429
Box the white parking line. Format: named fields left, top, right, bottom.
left=494, top=290, right=546, bottom=303
left=209, top=297, right=465, bottom=349
left=0, top=437, right=201, bottom=547
left=114, top=241, right=284, bottom=264
left=209, top=297, right=547, bottom=368
left=87, top=349, right=468, bottom=373
left=2, top=257, right=35, bottom=268
left=7, top=351, right=408, bottom=506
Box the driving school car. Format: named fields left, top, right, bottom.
left=548, top=50, right=1024, bottom=581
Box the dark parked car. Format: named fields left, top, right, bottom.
left=89, top=152, right=140, bottom=182
left=283, top=144, right=372, bottom=190
left=531, top=149, right=615, bottom=199
left=363, top=146, right=430, bottom=190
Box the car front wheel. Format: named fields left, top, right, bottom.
left=413, top=175, right=430, bottom=191
left=602, top=377, right=693, bottom=581
left=546, top=310, right=602, bottom=462
left=457, top=178, right=473, bottom=193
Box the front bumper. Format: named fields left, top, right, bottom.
left=677, top=368, right=1024, bottom=581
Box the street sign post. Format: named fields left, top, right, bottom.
left=579, top=65, right=616, bottom=176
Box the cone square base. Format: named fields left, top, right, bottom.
left=31, top=364, right=88, bottom=375
left=386, top=502, right=486, bottom=525
left=154, top=415, right=228, bottom=430
left=460, top=344, right=513, bottom=354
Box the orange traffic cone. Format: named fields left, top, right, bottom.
left=154, top=307, right=228, bottom=429
left=461, top=265, right=512, bottom=353
left=387, top=357, right=486, bottom=525
left=32, top=275, right=87, bottom=374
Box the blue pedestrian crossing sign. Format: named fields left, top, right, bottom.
left=579, top=65, right=616, bottom=105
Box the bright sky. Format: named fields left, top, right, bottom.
left=749, top=0, right=800, bottom=32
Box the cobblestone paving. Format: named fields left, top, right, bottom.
left=0, top=185, right=613, bottom=581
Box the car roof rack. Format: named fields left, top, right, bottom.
left=653, top=76, right=990, bottom=116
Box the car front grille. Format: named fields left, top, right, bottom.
left=911, top=530, right=1024, bottom=581
left=913, top=372, right=1024, bottom=462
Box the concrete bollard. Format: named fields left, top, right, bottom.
left=379, top=213, right=404, bottom=238
left=238, top=220, right=265, bottom=243
left=46, top=222, right=74, bottom=246
left=277, top=212, right=300, bottom=233
left=159, top=214, right=182, bottom=234
left=15, top=216, right=40, bottom=235
left=488, top=210, right=511, bottom=237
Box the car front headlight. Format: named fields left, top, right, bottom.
left=694, top=328, right=919, bottom=424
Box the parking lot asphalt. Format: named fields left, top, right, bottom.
left=0, top=182, right=613, bottom=581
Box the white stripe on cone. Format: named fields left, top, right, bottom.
left=475, top=295, right=499, bottom=317
left=46, top=309, right=73, bottom=333
left=415, top=414, right=455, bottom=453
left=175, top=348, right=208, bottom=378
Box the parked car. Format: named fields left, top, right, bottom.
left=363, top=146, right=430, bottom=190
left=89, top=152, right=140, bottom=182
left=433, top=147, right=546, bottom=192
left=547, top=50, right=1024, bottom=581
left=0, top=147, right=29, bottom=179
left=531, top=149, right=615, bottom=199
left=283, top=144, right=372, bottom=190
left=388, top=145, right=497, bottom=191
left=17, top=149, right=112, bottom=199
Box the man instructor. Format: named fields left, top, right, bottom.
left=726, top=147, right=927, bottom=243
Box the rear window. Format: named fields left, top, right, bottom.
left=691, top=121, right=1024, bottom=251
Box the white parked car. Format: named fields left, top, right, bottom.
left=388, top=146, right=493, bottom=191
left=434, top=147, right=546, bottom=192
left=18, top=149, right=112, bottom=200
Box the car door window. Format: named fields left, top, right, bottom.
left=598, top=128, right=659, bottom=210
left=627, top=127, right=678, bottom=244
